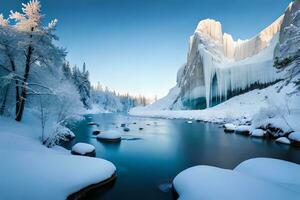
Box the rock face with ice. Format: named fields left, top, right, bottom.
left=274, top=1, right=300, bottom=63
left=178, top=16, right=283, bottom=109
left=150, top=1, right=300, bottom=110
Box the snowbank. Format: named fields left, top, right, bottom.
left=276, top=137, right=291, bottom=144
left=289, top=131, right=300, bottom=142
left=0, top=116, right=116, bottom=200
left=173, top=158, right=300, bottom=200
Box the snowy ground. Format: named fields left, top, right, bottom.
left=0, top=114, right=116, bottom=200
left=173, top=158, right=300, bottom=200
left=130, top=80, right=300, bottom=133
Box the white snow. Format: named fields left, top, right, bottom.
left=186, top=120, right=193, bottom=124
left=97, top=130, right=122, bottom=140
left=134, top=86, right=182, bottom=111
left=288, top=131, right=300, bottom=142
left=224, top=123, right=236, bottom=131
left=234, top=158, right=300, bottom=193
left=235, top=125, right=251, bottom=132
left=0, top=115, right=116, bottom=200
left=130, top=79, right=300, bottom=134
left=173, top=158, right=300, bottom=200
left=251, top=129, right=266, bottom=137
left=276, top=137, right=291, bottom=144
left=72, top=143, right=95, bottom=154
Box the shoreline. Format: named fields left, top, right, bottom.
left=67, top=172, right=117, bottom=200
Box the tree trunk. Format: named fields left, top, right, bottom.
left=3, top=45, right=20, bottom=119
left=15, top=45, right=33, bottom=122
left=0, top=85, right=9, bottom=115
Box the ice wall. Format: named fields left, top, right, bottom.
left=179, top=14, right=284, bottom=109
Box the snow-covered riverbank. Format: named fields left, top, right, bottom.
left=0, top=115, right=116, bottom=200
left=130, top=80, right=300, bottom=136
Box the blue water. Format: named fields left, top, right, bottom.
left=62, top=113, right=300, bottom=200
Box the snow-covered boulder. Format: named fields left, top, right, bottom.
left=276, top=137, right=291, bottom=145
left=288, top=131, right=300, bottom=146
left=173, top=158, right=300, bottom=200
left=71, top=143, right=96, bottom=157
left=223, top=123, right=236, bottom=133
left=97, top=130, right=121, bottom=142
left=234, top=158, right=300, bottom=193
left=251, top=129, right=266, bottom=137
left=235, top=125, right=251, bottom=135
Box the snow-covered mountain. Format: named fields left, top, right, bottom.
left=148, top=1, right=300, bottom=110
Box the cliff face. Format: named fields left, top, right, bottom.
left=176, top=2, right=299, bottom=110
left=275, top=1, right=300, bottom=63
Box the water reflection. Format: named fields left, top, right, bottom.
left=62, top=113, right=300, bottom=200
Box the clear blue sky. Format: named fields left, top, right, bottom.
left=0, top=0, right=291, bottom=98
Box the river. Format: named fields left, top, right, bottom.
left=62, top=113, right=300, bottom=200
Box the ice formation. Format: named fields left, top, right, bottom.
left=177, top=15, right=284, bottom=109
left=131, top=1, right=299, bottom=112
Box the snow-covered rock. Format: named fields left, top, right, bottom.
left=173, top=158, right=300, bottom=200
left=234, top=158, right=300, bottom=193
left=251, top=129, right=266, bottom=137
left=235, top=125, right=252, bottom=135
left=288, top=131, right=300, bottom=142
left=71, top=143, right=96, bottom=157
left=97, top=130, right=121, bottom=142
left=223, top=123, right=236, bottom=132
left=276, top=137, right=291, bottom=145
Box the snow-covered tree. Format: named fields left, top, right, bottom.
left=71, top=63, right=91, bottom=108
left=90, top=83, right=150, bottom=112
left=0, top=0, right=84, bottom=146
left=1, top=0, right=67, bottom=121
